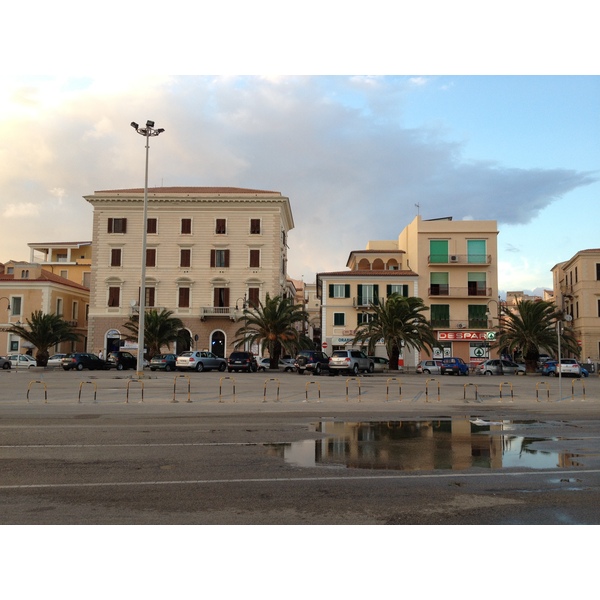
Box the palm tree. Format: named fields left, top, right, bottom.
left=234, top=294, right=312, bottom=366
left=493, top=299, right=580, bottom=373
left=7, top=310, right=80, bottom=367
left=352, top=295, right=437, bottom=371
left=122, top=309, right=190, bottom=359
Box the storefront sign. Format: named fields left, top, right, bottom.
left=437, top=331, right=495, bottom=341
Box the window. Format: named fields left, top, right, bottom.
left=329, top=284, right=351, bottom=298
left=248, top=287, right=260, bottom=308
left=213, top=287, right=230, bottom=308
left=430, top=240, right=448, bottom=263
left=57, top=253, right=68, bottom=262
left=85, top=304, right=89, bottom=321
left=147, top=218, right=157, bottom=234
left=82, top=272, right=91, bottom=288
left=107, top=218, right=127, bottom=233
left=110, top=248, right=122, bottom=267
left=72, top=301, right=78, bottom=321
left=467, top=272, right=487, bottom=296
left=250, top=219, right=261, bottom=234
left=333, top=313, right=345, bottom=326
left=60, top=270, right=68, bottom=279
left=146, top=248, right=156, bottom=267
left=468, top=305, right=487, bottom=328
left=387, top=284, right=408, bottom=297
left=178, top=287, right=190, bottom=308
left=430, top=273, right=449, bottom=296
left=249, top=249, right=260, bottom=268
left=180, top=249, right=191, bottom=268
left=430, top=304, right=450, bottom=328
left=56, top=298, right=63, bottom=317
left=10, top=296, right=22, bottom=316
left=357, top=313, right=374, bottom=325
left=215, top=219, right=226, bottom=234
left=357, top=284, right=378, bottom=306
left=467, top=240, right=487, bottom=263
left=181, top=218, right=192, bottom=234
left=108, top=286, right=120, bottom=307
left=211, top=249, right=230, bottom=268
left=145, top=287, right=155, bottom=307
left=596, top=264, right=600, bottom=281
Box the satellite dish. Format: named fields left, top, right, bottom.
left=564, top=314, right=573, bottom=322
left=130, top=300, right=137, bottom=307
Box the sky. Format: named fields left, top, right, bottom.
left=1, top=5, right=598, bottom=304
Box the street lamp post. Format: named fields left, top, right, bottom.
left=130, top=120, right=164, bottom=378
left=486, top=297, right=503, bottom=374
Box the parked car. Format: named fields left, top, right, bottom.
left=150, top=353, right=177, bottom=371
left=329, top=350, right=374, bottom=375
left=369, top=356, right=389, bottom=373
left=257, top=357, right=295, bottom=372
left=416, top=359, right=443, bottom=375
left=579, top=363, right=589, bottom=378
left=62, top=353, right=109, bottom=371
left=106, top=350, right=137, bottom=371
left=475, top=359, right=526, bottom=376
left=541, top=359, right=582, bottom=377
left=294, top=350, right=330, bottom=375
left=227, top=351, right=258, bottom=373
left=0, top=356, right=11, bottom=370
left=440, top=357, right=469, bottom=376
left=8, top=354, right=37, bottom=369
left=177, top=351, right=227, bottom=372
left=47, top=353, right=67, bottom=367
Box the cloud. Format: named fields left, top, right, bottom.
left=0, top=75, right=596, bottom=284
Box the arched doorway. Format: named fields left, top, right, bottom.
left=176, top=328, right=192, bottom=354
left=210, top=330, right=226, bottom=358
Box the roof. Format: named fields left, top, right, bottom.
left=317, top=269, right=418, bottom=278
left=93, top=186, right=281, bottom=195
left=0, top=270, right=89, bottom=292
left=28, top=241, right=92, bottom=248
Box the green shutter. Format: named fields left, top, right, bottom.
left=329, top=284, right=334, bottom=298
left=430, top=240, right=448, bottom=263
left=357, top=284, right=363, bottom=306
left=467, top=240, right=486, bottom=263
left=345, top=284, right=351, bottom=298
left=373, top=285, right=379, bottom=305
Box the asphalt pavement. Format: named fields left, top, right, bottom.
left=1, top=366, right=599, bottom=524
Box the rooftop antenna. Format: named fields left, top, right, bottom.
left=415, top=203, right=420, bottom=216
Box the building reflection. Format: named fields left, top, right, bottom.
left=281, top=419, right=582, bottom=471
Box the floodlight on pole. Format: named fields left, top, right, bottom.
left=131, top=119, right=164, bottom=378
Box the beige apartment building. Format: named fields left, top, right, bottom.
left=317, top=215, right=499, bottom=368
left=0, top=261, right=90, bottom=355
left=551, top=248, right=600, bottom=362
left=84, top=187, right=294, bottom=358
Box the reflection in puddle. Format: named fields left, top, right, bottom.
left=277, top=419, right=586, bottom=472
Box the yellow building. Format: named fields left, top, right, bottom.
left=0, top=261, right=90, bottom=355
left=552, top=248, right=600, bottom=362
left=83, top=187, right=294, bottom=357
left=317, top=215, right=499, bottom=368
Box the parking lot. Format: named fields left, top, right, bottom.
left=1, top=366, right=600, bottom=525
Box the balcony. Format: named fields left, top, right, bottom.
left=428, top=254, right=491, bottom=265
left=200, top=306, right=238, bottom=320
left=428, top=287, right=492, bottom=298
left=430, top=319, right=489, bottom=330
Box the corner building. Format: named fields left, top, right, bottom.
left=318, top=216, right=499, bottom=369
left=84, top=187, right=294, bottom=358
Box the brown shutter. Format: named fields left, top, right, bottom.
left=249, top=249, right=260, bottom=268
left=210, top=249, right=216, bottom=267
left=224, top=250, right=230, bottom=267
left=223, top=287, right=230, bottom=307
left=107, top=218, right=113, bottom=233
left=178, top=287, right=190, bottom=308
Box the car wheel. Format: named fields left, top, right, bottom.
left=196, top=362, right=204, bottom=372
left=76, top=363, right=84, bottom=371
left=484, top=370, right=493, bottom=376
left=368, top=363, right=374, bottom=374
left=219, top=363, right=226, bottom=372
left=117, top=363, right=124, bottom=371
left=424, top=369, right=431, bottom=374
left=352, top=364, right=359, bottom=376
left=165, top=365, right=172, bottom=372
left=549, top=371, right=556, bottom=377
left=2, top=363, right=9, bottom=370
left=314, top=364, right=321, bottom=375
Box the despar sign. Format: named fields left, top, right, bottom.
left=437, top=331, right=491, bottom=341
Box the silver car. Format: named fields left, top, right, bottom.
left=416, top=360, right=443, bottom=375
left=329, top=350, right=373, bottom=375
left=176, top=351, right=227, bottom=372
left=476, top=359, right=526, bottom=376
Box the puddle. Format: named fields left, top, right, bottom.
left=274, top=418, right=589, bottom=472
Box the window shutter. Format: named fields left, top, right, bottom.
left=345, top=284, right=350, bottom=298
left=357, top=284, right=363, bottom=306
left=224, top=250, right=230, bottom=267
left=373, top=285, right=379, bottom=305
left=329, top=284, right=334, bottom=298
left=210, top=249, right=216, bottom=267
left=107, top=218, right=113, bottom=233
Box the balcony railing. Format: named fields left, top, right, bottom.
left=200, top=306, right=238, bottom=320
left=428, top=254, right=491, bottom=265
left=428, top=287, right=492, bottom=298
left=430, top=319, right=489, bottom=329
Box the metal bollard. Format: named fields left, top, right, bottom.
left=126, top=379, right=144, bottom=403
left=173, top=375, right=191, bottom=403
left=27, top=380, right=48, bottom=404
left=219, top=376, right=236, bottom=403
left=263, top=378, right=280, bottom=403
left=536, top=381, right=550, bottom=402
left=78, top=381, right=97, bottom=404
left=571, top=378, right=586, bottom=402
left=386, top=377, right=402, bottom=402
left=499, top=382, right=514, bottom=403
left=305, top=381, right=321, bottom=402
left=345, top=378, right=361, bottom=402
left=425, top=378, right=440, bottom=403
left=463, top=382, right=479, bottom=403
